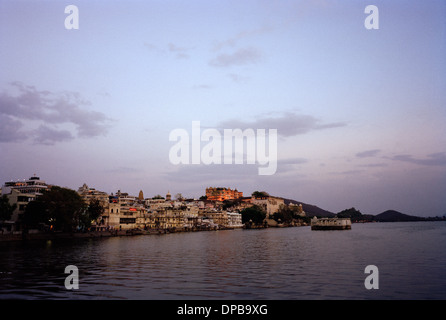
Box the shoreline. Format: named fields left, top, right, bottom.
left=0, top=225, right=245, bottom=242
left=3, top=220, right=440, bottom=242
left=0, top=222, right=306, bottom=242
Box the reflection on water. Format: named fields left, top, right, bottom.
left=0, top=222, right=445, bottom=299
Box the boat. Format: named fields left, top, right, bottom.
left=311, top=217, right=351, bottom=230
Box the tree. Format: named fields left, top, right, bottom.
left=80, top=199, right=104, bottom=229
left=240, top=205, right=266, bottom=225
left=252, top=191, right=269, bottom=198
left=22, top=199, right=47, bottom=228
left=23, top=186, right=86, bottom=232
left=0, top=195, right=17, bottom=221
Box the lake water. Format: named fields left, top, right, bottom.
left=0, top=222, right=445, bottom=300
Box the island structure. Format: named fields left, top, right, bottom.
left=311, top=216, right=351, bottom=230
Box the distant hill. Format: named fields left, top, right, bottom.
left=283, top=198, right=335, bottom=217
left=373, top=210, right=425, bottom=222
left=279, top=198, right=444, bottom=222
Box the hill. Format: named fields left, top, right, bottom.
left=283, top=198, right=335, bottom=217
left=373, top=210, right=425, bottom=222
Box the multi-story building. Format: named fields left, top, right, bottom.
left=77, top=183, right=109, bottom=206
left=198, top=209, right=243, bottom=228
left=251, top=195, right=285, bottom=218
left=146, top=206, right=199, bottom=230
left=103, top=190, right=147, bottom=230
left=206, top=187, right=243, bottom=201
left=227, top=212, right=244, bottom=228
left=1, top=175, right=49, bottom=231
left=200, top=209, right=228, bottom=227
left=2, top=175, right=48, bottom=196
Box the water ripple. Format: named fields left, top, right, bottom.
left=1, top=222, right=445, bottom=299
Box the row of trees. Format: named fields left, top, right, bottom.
left=1, top=186, right=104, bottom=233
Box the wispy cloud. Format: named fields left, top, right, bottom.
left=144, top=42, right=192, bottom=59
left=212, top=25, right=273, bottom=51
left=217, top=112, right=346, bottom=137
left=227, top=73, right=250, bottom=83
left=167, top=43, right=191, bottom=59
left=209, top=47, right=262, bottom=68
left=0, top=82, right=110, bottom=145
left=356, top=149, right=381, bottom=158
left=359, top=163, right=388, bottom=168
left=391, top=153, right=446, bottom=166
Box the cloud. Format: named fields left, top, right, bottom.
left=227, top=73, right=250, bottom=83
left=359, top=163, right=388, bottom=168
left=144, top=42, right=192, bottom=59
left=167, top=43, right=190, bottom=59
left=32, top=125, right=74, bottom=145
left=391, top=153, right=446, bottom=166
left=278, top=157, right=308, bottom=165
left=105, top=167, right=143, bottom=174
left=356, top=149, right=381, bottom=158
left=209, top=47, right=262, bottom=67
left=217, top=112, right=346, bottom=137
left=0, top=82, right=110, bottom=144
left=0, top=114, right=26, bottom=142
left=212, top=25, right=273, bottom=51
left=192, top=84, right=212, bottom=90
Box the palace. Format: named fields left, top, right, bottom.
left=205, top=187, right=243, bottom=202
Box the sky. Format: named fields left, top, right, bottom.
left=1, top=0, right=445, bottom=217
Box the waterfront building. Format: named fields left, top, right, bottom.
left=147, top=206, right=199, bottom=230
left=227, top=212, right=243, bottom=228
left=251, top=195, right=285, bottom=218
left=1, top=189, right=36, bottom=231
left=1, top=175, right=49, bottom=232
left=2, top=175, right=48, bottom=196
left=103, top=191, right=147, bottom=230
left=103, top=202, right=147, bottom=231
left=200, top=209, right=229, bottom=227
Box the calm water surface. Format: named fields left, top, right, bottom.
left=0, top=222, right=445, bottom=299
